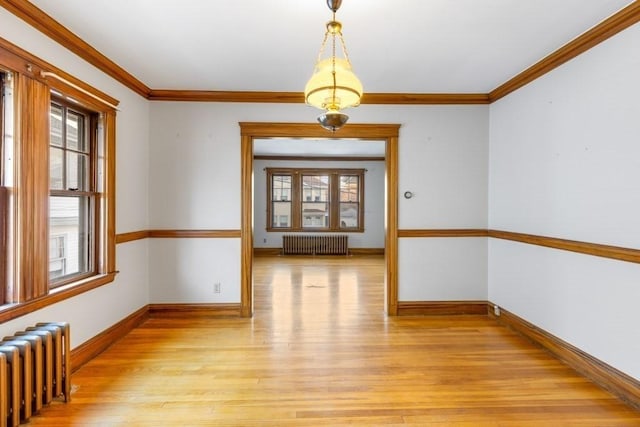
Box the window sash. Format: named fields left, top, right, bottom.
left=0, top=71, right=11, bottom=304
left=339, top=175, right=360, bottom=229
left=49, top=99, right=99, bottom=287
left=48, top=194, right=96, bottom=287
left=270, top=174, right=292, bottom=229
left=271, top=201, right=292, bottom=228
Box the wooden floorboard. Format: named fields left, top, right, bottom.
left=30, top=255, right=640, bottom=425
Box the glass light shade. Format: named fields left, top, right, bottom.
left=304, top=58, right=363, bottom=110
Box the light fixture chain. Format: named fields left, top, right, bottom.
left=331, top=27, right=337, bottom=107
left=332, top=27, right=337, bottom=70
left=338, top=33, right=352, bottom=66
left=315, top=31, right=330, bottom=67
left=303, top=0, right=362, bottom=131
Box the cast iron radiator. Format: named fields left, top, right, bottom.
left=282, top=234, right=349, bottom=255
left=0, top=322, right=70, bottom=426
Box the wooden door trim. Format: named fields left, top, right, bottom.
left=239, top=122, right=400, bottom=317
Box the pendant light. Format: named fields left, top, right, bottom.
left=304, top=0, right=362, bottom=132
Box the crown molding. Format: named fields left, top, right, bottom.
left=0, top=0, right=151, bottom=98
left=0, top=36, right=120, bottom=108
left=361, top=93, right=490, bottom=105
left=2, top=0, right=639, bottom=104
left=489, top=1, right=640, bottom=102
left=148, top=90, right=489, bottom=105
left=148, top=90, right=304, bottom=103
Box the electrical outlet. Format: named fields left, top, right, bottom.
left=214, top=282, right=221, bottom=294
left=494, top=305, right=500, bottom=316
left=263, top=238, right=267, bottom=243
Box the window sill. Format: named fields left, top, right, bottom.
left=0, top=272, right=117, bottom=323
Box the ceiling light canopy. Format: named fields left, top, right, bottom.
left=304, top=0, right=362, bottom=132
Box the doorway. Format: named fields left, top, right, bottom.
left=240, top=122, right=400, bottom=317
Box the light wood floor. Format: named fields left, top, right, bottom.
left=30, top=255, right=639, bottom=426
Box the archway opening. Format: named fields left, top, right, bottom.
left=240, top=122, right=400, bottom=317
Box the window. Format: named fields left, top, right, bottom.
left=267, top=168, right=364, bottom=232
left=0, top=71, right=12, bottom=303
left=49, top=100, right=98, bottom=287
left=0, top=40, right=117, bottom=318
left=271, top=174, right=292, bottom=228
left=339, top=175, right=361, bottom=228
left=302, top=174, right=329, bottom=228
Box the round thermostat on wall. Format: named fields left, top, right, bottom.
left=404, top=191, right=413, bottom=199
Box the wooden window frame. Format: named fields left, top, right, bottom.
left=48, top=98, right=100, bottom=288
left=0, top=71, right=8, bottom=305
left=266, top=167, right=365, bottom=233
left=0, top=38, right=118, bottom=323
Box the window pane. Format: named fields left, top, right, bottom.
left=1, top=72, right=12, bottom=302
left=302, top=175, right=329, bottom=202
left=272, top=202, right=291, bottom=228
left=66, top=151, right=88, bottom=191
left=50, top=147, right=64, bottom=190
left=66, top=111, right=87, bottom=152
left=272, top=175, right=291, bottom=201
left=49, top=196, right=90, bottom=281
left=50, top=104, right=63, bottom=147
left=49, top=235, right=66, bottom=280
left=2, top=73, right=14, bottom=186
left=340, top=202, right=359, bottom=228
left=340, top=175, right=359, bottom=202
left=96, top=115, right=105, bottom=192
left=302, top=202, right=328, bottom=228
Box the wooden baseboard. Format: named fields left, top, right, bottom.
left=489, top=304, right=640, bottom=411
left=70, top=305, right=149, bottom=372
left=148, top=303, right=241, bottom=318
left=69, top=303, right=239, bottom=372
left=397, top=301, right=488, bottom=316
left=254, top=248, right=282, bottom=256
left=349, top=248, right=385, bottom=255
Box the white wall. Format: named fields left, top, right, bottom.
left=397, top=105, right=489, bottom=301
left=399, top=237, right=487, bottom=301
left=489, top=23, right=640, bottom=380
left=0, top=9, right=150, bottom=348
left=253, top=158, right=385, bottom=249
left=148, top=102, right=489, bottom=303
left=149, top=239, right=240, bottom=303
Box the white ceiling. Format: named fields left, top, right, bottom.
left=30, top=0, right=633, bottom=93
left=22, top=1, right=634, bottom=158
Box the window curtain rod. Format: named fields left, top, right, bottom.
left=40, top=71, right=119, bottom=110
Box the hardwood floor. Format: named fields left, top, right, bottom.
left=30, top=255, right=640, bottom=426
